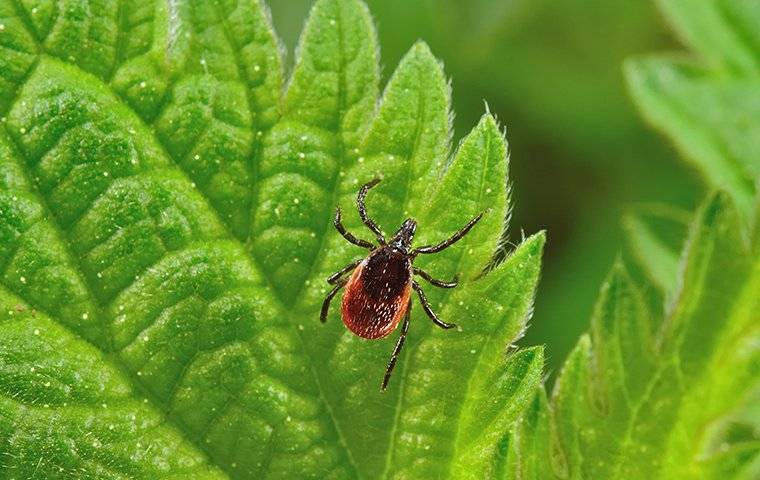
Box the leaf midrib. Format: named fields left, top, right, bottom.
left=444, top=120, right=503, bottom=474
left=380, top=62, right=429, bottom=480
left=608, top=214, right=735, bottom=479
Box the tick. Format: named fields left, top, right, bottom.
left=320, top=178, right=484, bottom=390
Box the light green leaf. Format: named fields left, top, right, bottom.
left=622, top=203, right=691, bottom=296
left=503, top=388, right=555, bottom=480
left=507, top=192, right=760, bottom=479
left=653, top=0, right=760, bottom=75
left=0, top=0, right=544, bottom=478
left=250, top=0, right=379, bottom=301
left=625, top=57, right=757, bottom=216
left=625, top=1, right=760, bottom=217
left=0, top=289, right=225, bottom=479
left=450, top=346, right=544, bottom=479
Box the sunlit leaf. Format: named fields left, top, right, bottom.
left=0, top=0, right=544, bottom=477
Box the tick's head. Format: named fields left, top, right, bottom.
left=391, top=218, right=417, bottom=252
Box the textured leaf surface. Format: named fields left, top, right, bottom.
left=625, top=0, right=760, bottom=216
left=507, top=193, right=760, bottom=479
left=0, top=0, right=544, bottom=478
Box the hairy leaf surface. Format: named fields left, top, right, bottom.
left=0, top=0, right=544, bottom=478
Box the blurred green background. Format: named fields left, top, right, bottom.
left=268, top=0, right=700, bottom=371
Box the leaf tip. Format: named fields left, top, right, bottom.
left=524, top=230, right=547, bottom=256
left=516, top=344, right=546, bottom=369
left=476, top=112, right=502, bottom=137
left=402, top=39, right=443, bottom=74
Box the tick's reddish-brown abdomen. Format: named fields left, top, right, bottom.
left=341, top=247, right=412, bottom=339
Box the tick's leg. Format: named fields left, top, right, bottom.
left=357, top=178, right=386, bottom=245
left=413, top=211, right=485, bottom=255
left=328, top=258, right=363, bottom=284
left=381, top=305, right=411, bottom=391
left=413, top=281, right=456, bottom=329
left=413, top=267, right=458, bottom=288
left=334, top=207, right=374, bottom=249
left=320, top=278, right=347, bottom=323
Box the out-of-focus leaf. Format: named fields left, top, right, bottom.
left=507, top=192, right=760, bottom=479
left=622, top=203, right=691, bottom=296
left=626, top=0, right=760, bottom=216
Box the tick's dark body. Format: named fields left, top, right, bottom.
left=320, top=178, right=484, bottom=390
left=342, top=247, right=412, bottom=339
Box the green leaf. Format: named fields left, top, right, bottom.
left=653, top=0, right=760, bottom=75
left=503, top=388, right=555, bottom=480
left=0, top=0, right=545, bottom=477
left=622, top=203, right=691, bottom=296
left=450, top=346, right=544, bottom=479
left=507, top=192, right=760, bottom=479
left=0, top=289, right=225, bottom=479
left=250, top=0, right=379, bottom=302
left=625, top=0, right=760, bottom=217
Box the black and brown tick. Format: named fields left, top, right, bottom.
left=320, top=178, right=484, bottom=390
